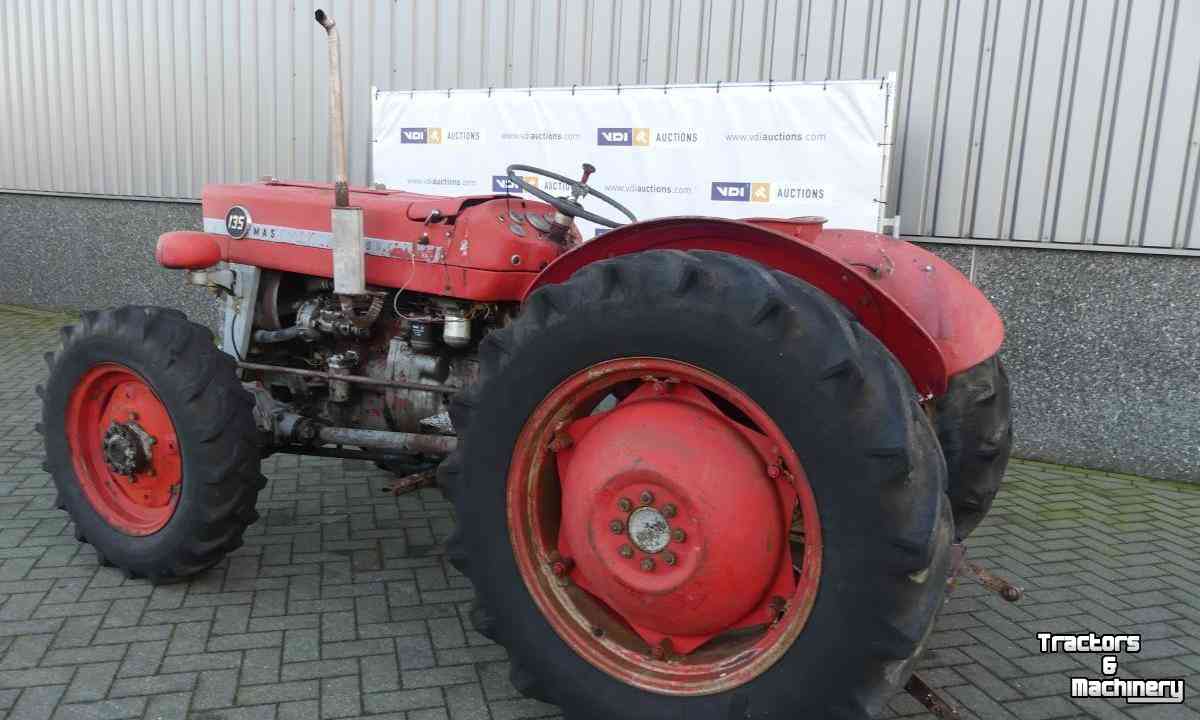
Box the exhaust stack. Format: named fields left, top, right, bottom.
left=315, top=9, right=365, bottom=296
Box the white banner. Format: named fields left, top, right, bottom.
left=372, top=78, right=894, bottom=239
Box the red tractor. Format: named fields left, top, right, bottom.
left=39, top=10, right=1012, bottom=719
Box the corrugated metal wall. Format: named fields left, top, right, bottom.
left=1, top=0, right=1198, bottom=251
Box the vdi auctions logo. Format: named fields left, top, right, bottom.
left=401, top=127, right=443, bottom=144
left=492, top=175, right=539, bottom=193
left=597, top=127, right=651, bottom=146
left=711, top=181, right=771, bottom=202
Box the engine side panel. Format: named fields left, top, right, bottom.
left=527, top=218, right=1004, bottom=397
left=194, top=181, right=564, bottom=301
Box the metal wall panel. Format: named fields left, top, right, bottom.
left=0, top=0, right=1197, bottom=251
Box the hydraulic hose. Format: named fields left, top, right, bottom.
left=252, top=326, right=317, bottom=344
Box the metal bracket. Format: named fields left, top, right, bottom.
left=961, top=561, right=1024, bottom=602
left=186, top=268, right=236, bottom=293
left=905, top=673, right=960, bottom=719
left=382, top=467, right=437, bottom=496
left=880, top=215, right=902, bottom=239
left=220, top=263, right=261, bottom=361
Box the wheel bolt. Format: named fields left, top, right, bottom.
left=550, top=557, right=574, bottom=577
left=618, top=544, right=634, bottom=559
left=548, top=431, right=573, bottom=452
left=661, top=503, right=677, bottom=518
left=766, top=464, right=781, bottom=479
left=640, top=490, right=655, bottom=505
left=609, top=519, right=624, bottom=534
left=663, top=550, right=676, bottom=566
left=671, top=528, right=686, bottom=543
left=617, top=497, right=633, bottom=512
left=640, top=557, right=655, bottom=572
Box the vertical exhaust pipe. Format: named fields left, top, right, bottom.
left=315, top=9, right=366, bottom=296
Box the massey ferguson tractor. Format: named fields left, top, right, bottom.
left=38, top=10, right=1013, bottom=719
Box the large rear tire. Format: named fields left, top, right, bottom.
left=440, top=250, right=953, bottom=719
left=39, top=306, right=264, bottom=582
left=934, top=355, right=1013, bottom=540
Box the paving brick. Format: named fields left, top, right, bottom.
left=0, top=631, right=52, bottom=668
left=488, top=698, right=561, bottom=720
left=53, top=696, right=148, bottom=720
left=165, top=620, right=211, bottom=656
left=41, top=643, right=127, bottom=666
left=361, top=688, right=444, bottom=714
left=208, top=630, right=283, bottom=653
left=212, top=604, right=253, bottom=635
left=141, top=691, right=190, bottom=719
left=444, top=683, right=490, bottom=720
left=280, top=658, right=359, bottom=681
left=284, top=628, right=321, bottom=663
left=320, top=638, right=394, bottom=659
left=242, top=647, right=282, bottom=686
left=320, top=676, right=362, bottom=718
left=10, top=684, right=66, bottom=720
left=402, top=665, right=477, bottom=689
left=278, top=699, right=320, bottom=720
left=193, top=668, right=239, bottom=710
left=360, top=652, right=400, bottom=694
left=395, top=635, right=435, bottom=671
left=62, top=661, right=119, bottom=702
left=236, top=680, right=319, bottom=705
left=158, top=651, right=242, bottom=673
left=117, top=640, right=168, bottom=678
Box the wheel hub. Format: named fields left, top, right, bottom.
left=555, top=379, right=797, bottom=653
left=66, top=363, right=182, bottom=535
left=102, top=422, right=151, bottom=476
left=507, top=357, right=822, bottom=695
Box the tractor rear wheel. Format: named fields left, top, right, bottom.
left=934, top=355, right=1013, bottom=540
left=440, top=250, right=953, bottom=719
left=39, top=306, right=264, bottom=582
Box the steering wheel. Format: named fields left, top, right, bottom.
left=505, top=163, right=637, bottom=228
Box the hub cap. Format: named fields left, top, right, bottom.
left=65, top=363, right=181, bottom=535
left=507, top=358, right=822, bottom=696
left=626, top=507, right=669, bottom=553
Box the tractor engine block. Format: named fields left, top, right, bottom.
left=246, top=270, right=500, bottom=455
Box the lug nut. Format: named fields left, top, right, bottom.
left=548, top=431, right=573, bottom=452
left=550, top=557, right=574, bottom=577
left=618, top=544, right=634, bottom=559
left=661, top=503, right=677, bottom=518
left=663, top=550, right=677, bottom=566
left=640, top=557, right=655, bottom=572
left=640, top=490, right=655, bottom=505
left=671, top=528, right=686, bottom=543
left=609, top=519, right=624, bottom=534
left=766, top=464, right=781, bottom=479
left=617, top=497, right=633, bottom=512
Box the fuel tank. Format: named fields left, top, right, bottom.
left=196, top=180, right=566, bottom=302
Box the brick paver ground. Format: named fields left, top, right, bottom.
left=0, top=306, right=1197, bottom=720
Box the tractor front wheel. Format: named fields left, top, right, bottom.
left=440, top=251, right=953, bottom=719
left=39, top=306, right=264, bottom=582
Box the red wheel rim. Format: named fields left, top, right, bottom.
left=65, top=363, right=181, bottom=535
left=507, top=358, right=822, bottom=696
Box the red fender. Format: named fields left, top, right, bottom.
left=525, top=217, right=1005, bottom=398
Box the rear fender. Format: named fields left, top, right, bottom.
left=525, top=218, right=1004, bottom=397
